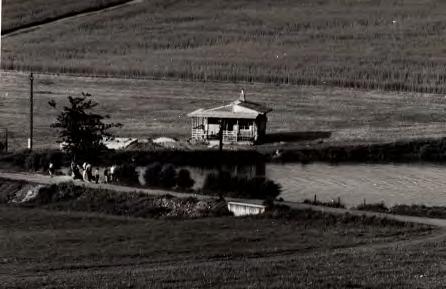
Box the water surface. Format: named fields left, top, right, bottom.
left=185, top=163, right=446, bottom=207
left=266, top=163, right=446, bottom=207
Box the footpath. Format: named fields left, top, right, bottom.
left=1, top=171, right=446, bottom=228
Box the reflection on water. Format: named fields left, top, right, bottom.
left=184, top=162, right=266, bottom=189
left=139, top=162, right=446, bottom=207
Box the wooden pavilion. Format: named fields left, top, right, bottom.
left=187, top=90, right=272, bottom=144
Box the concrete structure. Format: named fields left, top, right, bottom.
left=187, top=90, right=272, bottom=144
left=102, top=137, right=137, bottom=150
left=227, top=201, right=266, bottom=216
left=59, top=137, right=137, bottom=151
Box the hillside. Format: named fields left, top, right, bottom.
left=3, top=0, right=446, bottom=92
left=1, top=0, right=130, bottom=34
left=0, top=178, right=440, bottom=289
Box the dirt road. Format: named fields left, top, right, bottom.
left=1, top=170, right=446, bottom=228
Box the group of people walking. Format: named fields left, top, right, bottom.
left=68, top=161, right=118, bottom=184
left=47, top=160, right=119, bottom=184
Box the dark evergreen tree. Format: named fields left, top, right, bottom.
left=176, top=169, right=195, bottom=190
left=50, top=93, right=121, bottom=157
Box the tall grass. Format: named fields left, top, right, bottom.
left=4, top=0, right=446, bottom=92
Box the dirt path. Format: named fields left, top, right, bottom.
left=0, top=171, right=204, bottom=199
left=1, top=0, right=143, bottom=38
left=1, top=170, right=446, bottom=228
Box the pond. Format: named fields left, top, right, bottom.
left=184, top=163, right=446, bottom=208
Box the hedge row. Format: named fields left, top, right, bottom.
left=277, top=137, right=446, bottom=163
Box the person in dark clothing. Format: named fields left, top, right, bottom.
left=94, top=168, right=100, bottom=184
left=103, top=168, right=110, bottom=183
left=71, top=161, right=83, bottom=180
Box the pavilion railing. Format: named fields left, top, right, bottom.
left=191, top=129, right=254, bottom=142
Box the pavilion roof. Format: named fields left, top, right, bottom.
left=187, top=99, right=272, bottom=119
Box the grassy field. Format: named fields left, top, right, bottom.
left=2, top=71, right=446, bottom=151
left=3, top=0, right=446, bottom=92
left=1, top=0, right=130, bottom=34
left=0, top=204, right=441, bottom=288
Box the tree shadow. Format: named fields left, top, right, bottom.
left=263, top=131, right=331, bottom=144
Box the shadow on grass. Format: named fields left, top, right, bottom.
left=263, top=131, right=331, bottom=144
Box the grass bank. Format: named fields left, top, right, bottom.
left=0, top=179, right=229, bottom=218
left=0, top=193, right=437, bottom=288
left=356, top=202, right=446, bottom=220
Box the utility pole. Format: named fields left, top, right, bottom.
left=28, top=72, right=34, bottom=151
left=218, top=119, right=224, bottom=152
left=0, top=0, right=2, bottom=66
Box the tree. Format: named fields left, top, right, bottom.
left=159, top=164, right=177, bottom=188
left=144, top=162, right=162, bottom=186
left=113, top=164, right=139, bottom=185
left=50, top=93, right=121, bottom=157
left=176, top=169, right=195, bottom=190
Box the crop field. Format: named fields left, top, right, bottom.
left=1, top=205, right=442, bottom=288
left=3, top=0, right=446, bottom=92
left=3, top=71, right=446, bottom=150
left=1, top=0, right=130, bottom=34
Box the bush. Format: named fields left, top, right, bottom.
left=24, top=153, right=42, bottom=171
left=141, top=163, right=196, bottom=191
left=114, top=164, right=138, bottom=185
left=10, top=150, right=67, bottom=172
left=302, top=198, right=346, bottom=209
left=203, top=172, right=232, bottom=193
left=159, top=164, right=177, bottom=188
left=40, top=151, right=65, bottom=170
left=202, top=172, right=281, bottom=200
left=355, top=202, right=389, bottom=213
left=10, top=152, right=28, bottom=167
left=176, top=169, right=195, bottom=190
left=144, top=162, right=163, bottom=186
left=390, top=204, right=446, bottom=219
left=353, top=202, right=446, bottom=219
